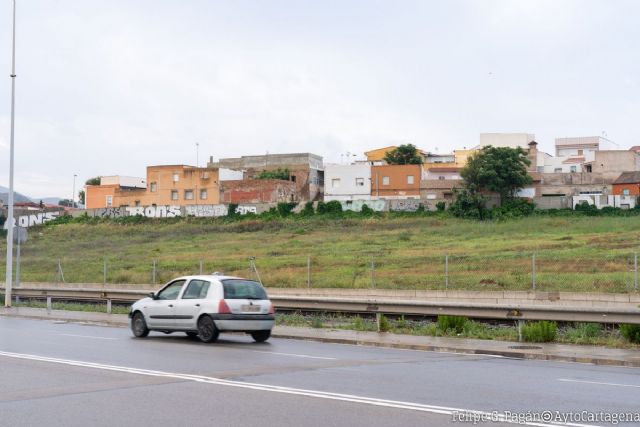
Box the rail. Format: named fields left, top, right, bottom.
left=2, top=286, right=639, bottom=324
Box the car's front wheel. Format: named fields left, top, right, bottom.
left=251, top=330, right=271, bottom=343
left=197, top=315, right=219, bottom=343
left=131, top=312, right=149, bottom=338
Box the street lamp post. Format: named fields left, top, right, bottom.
left=5, top=0, right=17, bottom=307
left=72, top=174, right=77, bottom=208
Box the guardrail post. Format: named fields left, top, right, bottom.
left=307, top=256, right=311, bottom=288
left=376, top=312, right=381, bottom=332
left=14, top=295, right=20, bottom=304
left=634, top=252, right=638, bottom=291
left=46, top=296, right=52, bottom=313
left=445, top=255, right=449, bottom=290
left=107, top=299, right=112, bottom=314
left=517, top=320, right=524, bottom=342
left=532, top=253, right=536, bottom=291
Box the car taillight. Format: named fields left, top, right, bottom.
left=218, top=299, right=231, bottom=314
left=268, top=303, right=275, bottom=315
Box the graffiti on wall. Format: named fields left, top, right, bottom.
left=340, top=200, right=386, bottom=212
left=389, top=199, right=422, bottom=212
left=235, top=205, right=258, bottom=215
left=185, top=205, right=228, bottom=217
left=126, top=205, right=182, bottom=218
left=3, top=211, right=60, bottom=229
left=572, top=195, right=636, bottom=209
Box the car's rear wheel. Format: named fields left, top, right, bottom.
left=186, top=332, right=198, bottom=339
left=131, top=312, right=149, bottom=338
left=251, top=330, right=271, bottom=343
left=197, top=315, right=219, bottom=343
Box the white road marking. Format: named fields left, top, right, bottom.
left=250, top=350, right=337, bottom=360
left=58, top=334, right=117, bottom=341
left=0, top=350, right=596, bottom=427
left=558, top=378, right=640, bottom=388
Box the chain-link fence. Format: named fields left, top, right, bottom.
left=3, top=251, right=639, bottom=293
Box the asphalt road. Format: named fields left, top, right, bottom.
left=1, top=317, right=639, bottom=427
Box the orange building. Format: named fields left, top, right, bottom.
left=370, top=164, right=421, bottom=199
left=612, top=172, right=640, bottom=196
left=85, top=165, right=220, bottom=209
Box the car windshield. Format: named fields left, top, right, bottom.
left=221, top=279, right=268, bottom=300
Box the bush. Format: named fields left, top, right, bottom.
left=324, top=200, right=343, bottom=214
left=522, top=321, right=557, bottom=342
left=277, top=202, right=296, bottom=217
left=300, top=201, right=315, bottom=216
left=360, top=204, right=375, bottom=216
left=256, top=168, right=290, bottom=180
left=226, top=204, right=238, bottom=218
left=449, top=188, right=487, bottom=219
left=491, top=198, right=535, bottom=219
left=435, top=201, right=446, bottom=212
left=437, top=315, right=468, bottom=333
left=378, top=313, right=391, bottom=332
left=619, top=324, right=640, bottom=343
left=574, top=201, right=599, bottom=216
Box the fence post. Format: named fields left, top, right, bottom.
left=532, top=253, right=537, bottom=291
left=635, top=252, right=638, bottom=291
left=517, top=320, right=524, bottom=342
left=152, top=260, right=157, bottom=284
left=47, top=296, right=52, bottom=313
left=307, top=256, right=311, bottom=288
left=103, top=258, right=107, bottom=286
left=107, top=299, right=112, bottom=314
left=370, top=256, right=376, bottom=289
left=445, top=255, right=449, bottom=290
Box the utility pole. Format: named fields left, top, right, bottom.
left=72, top=174, right=77, bottom=207
left=5, top=0, right=17, bottom=307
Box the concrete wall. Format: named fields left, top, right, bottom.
left=572, top=195, right=636, bottom=209
left=324, top=163, right=371, bottom=201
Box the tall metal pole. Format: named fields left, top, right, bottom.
left=5, top=0, right=17, bottom=308
left=72, top=174, right=77, bottom=207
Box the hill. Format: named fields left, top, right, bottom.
left=1, top=214, right=639, bottom=293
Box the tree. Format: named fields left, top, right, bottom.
left=460, top=146, right=531, bottom=205
left=78, top=190, right=85, bottom=205
left=58, top=199, right=73, bottom=207
left=383, top=144, right=423, bottom=165
left=85, top=177, right=101, bottom=186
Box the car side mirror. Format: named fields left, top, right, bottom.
left=149, top=292, right=158, bottom=300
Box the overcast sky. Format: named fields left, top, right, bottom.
left=1, top=0, right=639, bottom=198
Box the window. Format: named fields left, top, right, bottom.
left=570, top=166, right=577, bottom=173
left=106, top=195, right=113, bottom=207
left=150, top=182, right=157, bottom=192
left=578, top=149, right=583, bottom=155
left=355, top=178, right=364, bottom=186
left=382, top=176, right=390, bottom=185
left=200, top=189, right=208, bottom=200
left=182, top=280, right=210, bottom=299
left=221, top=279, right=268, bottom=300
left=172, top=173, right=180, bottom=182
left=184, top=190, right=194, bottom=200
left=407, top=175, right=414, bottom=184
left=554, top=168, right=562, bottom=173
left=332, top=178, right=341, bottom=188
left=438, top=176, right=445, bottom=180
left=157, top=280, right=186, bottom=300
left=171, top=190, right=178, bottom=200
left=623, top=189, right=630, bottom=196
left=135, top=200, right=141, bottom=207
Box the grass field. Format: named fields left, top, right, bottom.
left=2, top=214, right=640, bottom=292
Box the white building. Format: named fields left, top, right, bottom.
left=100, top=176, right=146, bottom=188
left=477, top=133, right=536, bottom=149
left=323, top=163, right=371, bottom=201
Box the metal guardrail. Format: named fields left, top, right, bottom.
left=2, top=286, right=640, bottom=324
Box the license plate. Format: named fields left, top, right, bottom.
left=241, top=304, right=261, bottom=312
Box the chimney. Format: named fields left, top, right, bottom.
left=527, top=140, right=538, bottom=172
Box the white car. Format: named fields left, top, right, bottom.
left=129, top=274, right=275, bottom=343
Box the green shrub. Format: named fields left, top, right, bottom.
left=449, top=188, right=487, bottom=219
left=619, top=324, right=640, bottom=343
left=311, top=317, right=323, bottom=328
left=277, top=202, right=296, bottom=217
left=435, top=201, right=446, bottom=212
left=378, top=313, right=391, bottom=332
left=300, top=201, right=315, bottom=216
left=522, top=321, right=557, bottom=342
left=574, top=201, right=599, bottom=216
left=491, top=198, right=535, bottom=219
left=437, top=315, right=468, bottom=333
left=360, top=204, right=375, bottom=216
left=256, top=168, right=290, bottom=180
left=226, top=204, right=238, bottom=218
left=324, top=200, right=343, bottom=214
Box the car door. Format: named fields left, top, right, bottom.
left=145, top=279, right=186, bottom=329
left=173, top=279, right=211, bottom=329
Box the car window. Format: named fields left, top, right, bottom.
left=182, top=280, right=210, bottom=299
left=157, top=280, right=186, bottom=300
left=221, top=279, right=268, bottom=300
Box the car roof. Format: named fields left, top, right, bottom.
left=176, top=274, right=254, bottom=282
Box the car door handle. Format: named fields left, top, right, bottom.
left=195, top=304, right=200, bottom=307
left=168, top=304, right=174, bottom=308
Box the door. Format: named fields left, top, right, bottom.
left=145, top=279, right=186, bottom=329
left=173, top=279, right=211, bottom=329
